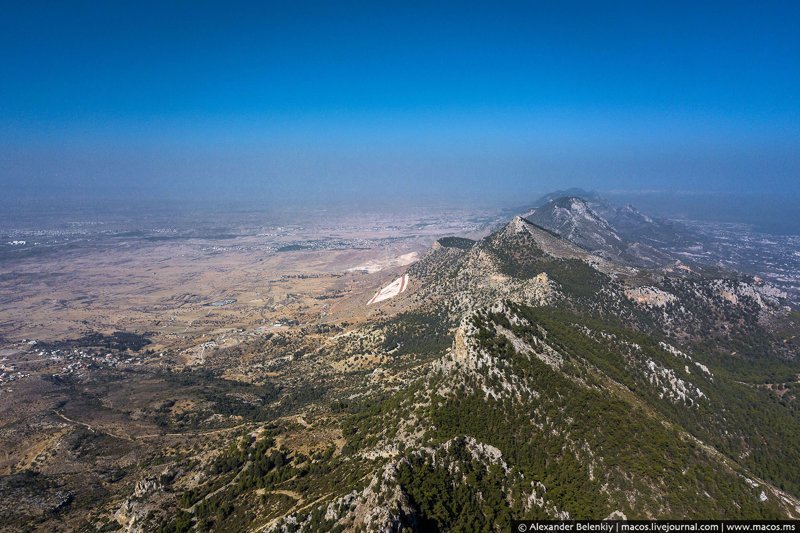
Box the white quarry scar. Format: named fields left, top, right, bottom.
left=367, top=274, right=409, bottom=305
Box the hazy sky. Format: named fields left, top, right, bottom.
left=2, top=1, right=799, bottom=208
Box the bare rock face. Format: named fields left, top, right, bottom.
left=269, top=461, right=419, bottom=532
left=709, top=279, right=788, bottom=308
left=351, top=463, right=419, bottom=531
left=114, top=499, right=145, bottom=533
left=625, top=286, right=677, bottom=308
left=134, top=475, right=162, bottom=498
left=114, top=474, right=165, bottom=532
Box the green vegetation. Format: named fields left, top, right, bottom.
left=381, top=311, right=452, bottom=358
left=40, top=331, right=153, bottom=353
left=168, top=434, right=298, bottom=531
left=496, top=303, right=800, bottom=498
left=482, top=230, right=613, bottom=301
left=154, top=370, right=282, bottom=429
left=324, top=301, right=796, bottom=529
left=396, top=438, right=513, bottom=531
left=659, top=278, right=778, bottom=359
left=436, top=236, right=476, bottom=250
left=276, top=244, right=311, bottom=252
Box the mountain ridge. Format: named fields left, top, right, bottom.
left=95, top=203, right=800, bottom=532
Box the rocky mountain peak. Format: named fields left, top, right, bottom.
left=504, top=215, right=534, bottom=235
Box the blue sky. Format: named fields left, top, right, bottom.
left=2, top=1, right=799, bottom=207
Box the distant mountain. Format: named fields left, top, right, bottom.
left=591, top=200, right=700, bottom=250
left=523, top=196, right=684, bottom=267
left=522, top=192, right=800, bottom=305
left=524, top=196, right=626, bottom=255
left=528, top=188, right=604, bottom=208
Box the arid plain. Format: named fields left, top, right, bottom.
left=0, top=208, right=500, bottom=529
